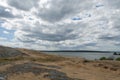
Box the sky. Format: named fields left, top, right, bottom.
left=0, top=0, right=120, bottom=51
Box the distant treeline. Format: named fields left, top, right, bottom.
left=41, top=50, right=116, bottom=53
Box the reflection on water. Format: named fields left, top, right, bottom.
left=44, top=52, right=120, bottom=60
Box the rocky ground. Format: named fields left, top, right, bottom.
left=0, top=46, right=120, bottom=80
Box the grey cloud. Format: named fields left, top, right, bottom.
left=83, top=43, right=97, bottom=46
left=111, top=15, right=120, bottom=31
left=55, top=42, right=97, bottom=50
left=17, top=29, right=78, bottom=42
left=7, top=0, right=39, bottom=11
left=36, top=0, right=94, bottom=22
left=114, top=42, right=120, bottom=46
left=31, top=32, right=77, bottom=41
left=99, top=34, right=120, bottom=42
left=59, top=45, right=87, bottom=50
left=97, top=12, right=120, bottom=43
left=17, top=37, right=35, bottom=43
left=15, top=22, right=86, bottom=42
left=105, top=0, right=120, bottom=9
left=0, top=6, right=15, bottom=18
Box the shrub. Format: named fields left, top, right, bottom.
left=100, top=56, right=114, bottom=60
left=116, top=57, right=120, bottom=61
left=100, top=57, right=107, bottom=60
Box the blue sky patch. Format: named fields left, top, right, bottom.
left=72, top=17, right=82, bottom=20
left=0, top=27, right=14, bottom=41
left=96, top=4, right=104, bottom=8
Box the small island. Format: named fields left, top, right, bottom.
left=113, top=52, right=120, bottom=55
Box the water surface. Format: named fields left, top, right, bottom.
left=43, top=52, right=120, bottom=60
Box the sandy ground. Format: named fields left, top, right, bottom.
left=0, top=48, right=120, bottom=80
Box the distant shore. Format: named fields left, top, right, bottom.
left=41, top=50, right=115, bottom=53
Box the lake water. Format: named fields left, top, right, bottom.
left=43, top=52, right=120, bottom=60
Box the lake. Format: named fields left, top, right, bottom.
left=43, top=51, right=120, bottom=60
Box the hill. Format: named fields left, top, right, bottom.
left=0, top=46, right=26, bottom=58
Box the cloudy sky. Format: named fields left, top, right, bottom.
left=0, top=0, right=120, bottom=51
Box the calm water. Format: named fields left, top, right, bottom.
left=43, top=52, right=120, bottom=60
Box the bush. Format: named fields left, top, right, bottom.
left=100, top=56, right=114, bottom=60
left=116, top=57, right=120, bottom=61
left=100, top=57, right=107, bottom=60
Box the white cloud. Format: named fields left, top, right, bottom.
left=0, top=37, right=7, bottom=41
left=3, top=30, right=9, bottom=34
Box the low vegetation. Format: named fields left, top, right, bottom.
left=0, top=55, right=67, bottom=63
left=100, top=57, right=107, bottom=60
left=116, top=57, right=120, bottom=61
left=100, top=57, right=120, bottom=61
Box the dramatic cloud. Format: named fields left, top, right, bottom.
left=15, top=22, right=86, bottom=42
left=7, top=0, right=39, bottom=11
left=35, top=0, right=94, bottom=22
left=0, top=0, right=120, bottom=51
left=0, top=6, right=15, bottom=18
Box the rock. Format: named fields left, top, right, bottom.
left=0, top=46, right=27, bottom=58
left=0, top=77, right=5, bottom=80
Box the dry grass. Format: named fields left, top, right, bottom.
left=0, top=56, right=25, bottom=63
left=0, top=54, right=67, bottom=63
